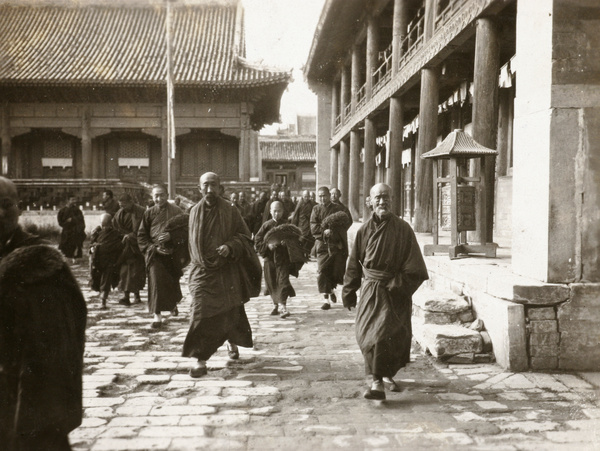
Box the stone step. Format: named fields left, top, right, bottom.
left=412, top=287, right=474, bottom=325
left=413, top=317, right=483, bottom=359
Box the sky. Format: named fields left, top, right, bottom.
left=241, top=0, right=325, bottom=133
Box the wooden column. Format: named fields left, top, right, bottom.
left=331, top=79, right=339, bottom=132
left=392, top=0, right=409, bottom=74
left=339, top=138, right=349, bottom=200
left=366, top=14, right=379, bottom=100
left=340, top=65, right=349, bottom=122
left=363, top=117, right=376, bottom=221
left=161, top=106, right=169, bottom=185
left=387, top=97, right=404, bottom=215
left=349, top=129, right=361, bottom=220
left=1, top=104, right=10, bottom=176
left=351, top=45, right=360, bottom=115
left=414, top=67, right=439, bottom=232
left=472, top=17, right=500, bottom=243
left=424, top=0, right=437, bottom=41
left=81, top=107, right=93, bottom=179
left=330, top=146, right=339, bottom=188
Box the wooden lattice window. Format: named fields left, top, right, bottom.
left=44, top=138, right=72, bottom=158
left=120, top=139, right=148, bottom=158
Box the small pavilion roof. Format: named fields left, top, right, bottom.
left=421, top=129, right=497, bottom=160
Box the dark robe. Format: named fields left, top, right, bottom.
left=291, top=198, right=316, bottom=254
left=182, top=197, right=255, bottom=361
left=254, top=219, right=296, bottom=306
left=57, top=205, right=86, bottom=258
left=0, top=227, right=86, bottom=451
left=310, top=202, right=353, bottom=294
left=249, top=197, right=268, bottom=235
left=102, top=197, right=120, bottom=216
left=112, top=205, right=146, bottom=292
left=238, top=199, right=253, bottom=225
left=137, top=202, right=184, bottom=314
left=342, top=214, right=428, bottom=378
left=89, top=226, right=124, bottom=294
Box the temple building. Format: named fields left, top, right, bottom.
left=305, top=0, right=600, bottom=371
left=0, top=0, right=291, bottom=206
left=259, top=135, right=316, bottom=194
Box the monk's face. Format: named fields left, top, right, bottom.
left=0, top=178, right=20, bottom=240
left=270, top=202, right=284, bottom=221
left=119, top=199, right=133, bottom=211
left=199, top=173, right=220, bottom=206
left=230, top=193, right=238, bottom=204
left=318, top=189, right=331, bottom=206
left=331, top=189, right=341, bottom=202
left=302, top=191, right=310, bottom=202
left=369, top=184, right=392, bottom=219
left=239, top=192, right=246, bottom=202
left=152, top=187, right=168, bottom=208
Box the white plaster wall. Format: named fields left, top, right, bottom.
left=511, top=0, right=553, bottom=281
left=314, top=83, right=332, bottom=189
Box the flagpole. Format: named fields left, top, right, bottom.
left=166, top=0, right=176, bottom=199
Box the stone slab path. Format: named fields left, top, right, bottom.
left=67, top=258, right=600, bottom=450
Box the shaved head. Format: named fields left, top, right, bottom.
left=100, top=213, right=113, bottom=227
left=199, top=172, right=221, bottom=206
left=369, top=183, right=393, bottom=219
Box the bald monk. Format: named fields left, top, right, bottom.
left=183, top=172, right=258, bottom=378
left=343, top=183, right=428, bottom=401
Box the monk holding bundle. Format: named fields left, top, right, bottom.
left=342, top=183, right=428, bottom=400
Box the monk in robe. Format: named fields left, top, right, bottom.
left=183, top=172, right=257, bottom=378
left=291, top=189, right=316, bottom=256
left=112, top=194, right=146, bottom=305
left=138, top=184, right=184, bottom=328
left=0, top=176, right=87, bottom=450
left=310, top=186, right=353, bottom=310
left=89, top=213, right=124, bottom=309
left=343, top=183, right=428, bottom=400
left=331, top=187, right=352, bottom=219
left=57, top=195, right=86, bottom=262
left=255, top=201, right=304, bottom=319
left=249, top=190, right=268, bottom=235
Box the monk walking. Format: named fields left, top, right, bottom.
left=342, top=183, right=428, bottom=400
left=138, top=184, right=184, bottom=328
left=183, top=172, right=259, bottom=378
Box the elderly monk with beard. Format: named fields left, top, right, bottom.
left=342, top=183, right=428, bottom=401
left=183, top=172, right=257, bottom=378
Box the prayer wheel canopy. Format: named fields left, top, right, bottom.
left=421, top=129, right=497, bottom=160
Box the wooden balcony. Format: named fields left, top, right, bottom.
left=373, top=43, right=393, bottom=95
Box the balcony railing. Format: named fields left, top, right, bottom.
left=435, top=0, right=469, bottom=30
left=334, top=113, right=342, bottom=133
left=373, top=42, right=393, bottom=95
left=343, top=103, right=351, bottom=124
left=356, top=84, right=367, bottom=110
left=398, top=9, right=425, bottom=69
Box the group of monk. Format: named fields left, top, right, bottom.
left=0, top=171, right=429, bottom=449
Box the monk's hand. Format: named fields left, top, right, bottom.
left=217, top=244, right=231, bottom=257
left=267, top=243, right=277, bottom=251
left=158, top=232, right=171, bottom=243
left=323, top=229, right=331, bottom=238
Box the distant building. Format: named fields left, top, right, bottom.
left=259, top=135, right=316, bottom=195
left=0, top=0, right=290, bottom=206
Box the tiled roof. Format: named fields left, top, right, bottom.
left=260, top=137, right=316, bottom=162
left=0, top=1, right=291, bottom=88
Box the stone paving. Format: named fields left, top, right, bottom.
left=67, top=258, right=600, bottom=450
